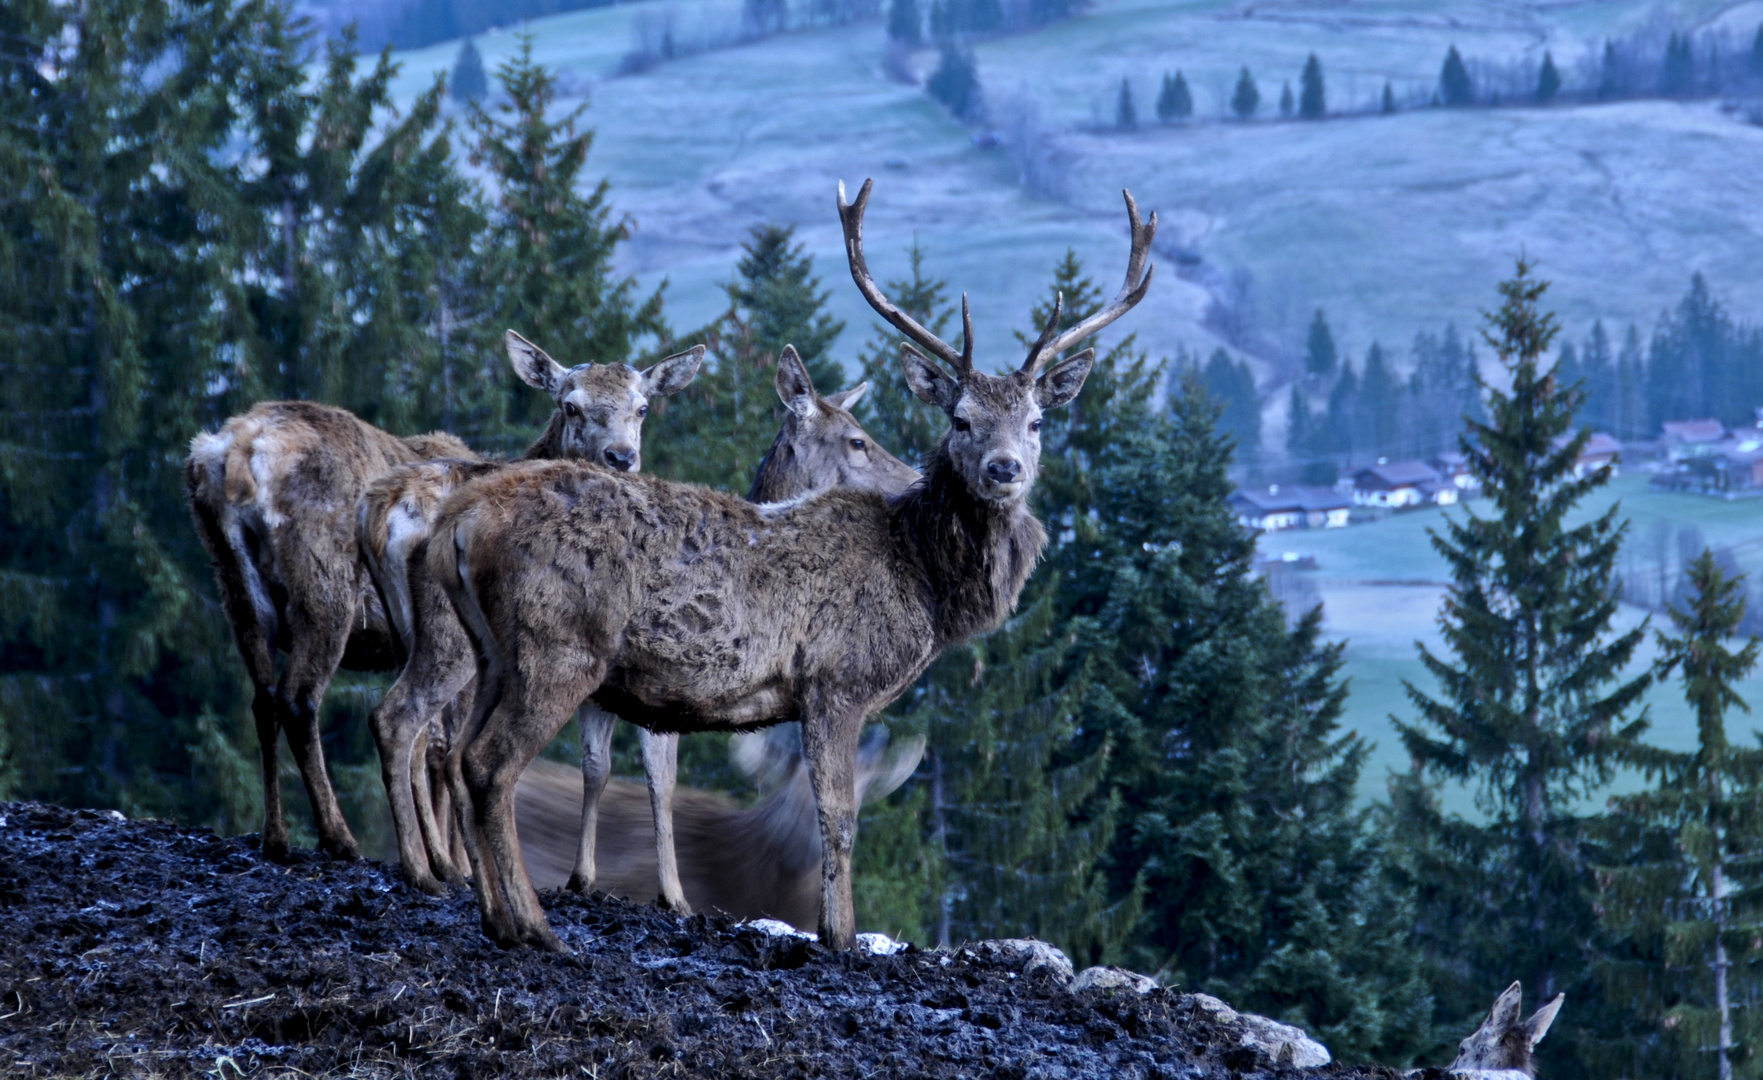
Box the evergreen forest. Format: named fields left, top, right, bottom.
left=7, top=4, right=1763, bottom=1076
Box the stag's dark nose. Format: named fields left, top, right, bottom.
left=604, top=447, right=638, bottom=472
left=985, top=458, right=1022, bottom=484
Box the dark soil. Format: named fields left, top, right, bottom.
left=0, top=803, right=1409, bottom=1078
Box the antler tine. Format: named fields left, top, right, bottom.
left=838, top=179, right=970, bottom=373
left=1022, top=292, right=1064, bottom=371
left=1022, top=189, right=1158, bottom=374
left=959, top=293, right=974, bottom=369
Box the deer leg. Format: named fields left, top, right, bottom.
left=250, top=686, right=290, bottom=861
left=801, top=714, right=862, bottom=950
left=449, top=664, right=508, bottom=942
left=370, top=672, right=446, bottom=895
left=273, top=572, right=362, bottom=860
left=413, top=720, right=464, bottom=886
left=640, top=728, right=689, bottom=914
left=462, top=661, right=597, bottom=953
left=568, top=702, right=617, bottom=894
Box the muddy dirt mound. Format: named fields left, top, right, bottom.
left=0, top=803, right=1403, bottom=1078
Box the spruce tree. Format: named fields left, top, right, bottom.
left=1599, top=39, right=1625, bottom=100
left=1199, top=349, right=1261, bottom=464
left=1160, top=70, right=1194, bottom=120
left=1306, top=309, right=1339, bottom=378
left=1300, top=53, right=1326, bottom=118
left=1382, top=81, right=1397, bottom=114
left=1392, top=261, right=1651, bottom=1068
left=927, top=43, right=981, bottom=120
left=723, top=224, right=845, bottom=391
left=1536, top=50, right=1561, bottom=103
left=887, top=0, right=922, bottom=44
left=1325, top=361, right=1360, bottom=463
left=450, top=38, right=488, bottom=104
left=1579, top=321, right=1616, bottom=434
left=1117, top=77, right=1137, bottom=129
left=1662, top=32, right=1695, bottom=98
left=1752, top=24, right=1763, bottom=79
left=470, top=37, right=666, bottom=440
left=1279, top=81, right=1295, bottom=117
left=1440, top=45, right=1474, bottom=106
left=1232, top=66, right=1261, bottom=119
left=1597, top=552, right=1763, bottom=1080
left=1078, top=376, right=1433, bottom=1060
left=1356, top=341, right=1396, bottom=457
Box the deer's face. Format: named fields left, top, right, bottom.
left=774, top=350, right=920, bottom=497
left=901, top=345, right=1095, bottom=506
left=507, top=331, right=702, bottom=472
left=1448, top=982, right=1562, bottom=1075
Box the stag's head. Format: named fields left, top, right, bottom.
left=506, top=331, right=703, bottom=472
left=767, top=345, right=920, bottom=498
left=837, top=180, right=1154, bottom=506
left=1449, top=981, right=1563, bottom=1076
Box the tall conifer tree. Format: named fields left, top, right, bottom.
left=1300, top=53, right=1326, bottom=118
left=1597, top=553, right=1763, bottom=1080
left=1392, top=261, right=1651, bottom=1068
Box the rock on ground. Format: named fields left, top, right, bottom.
left=0, top=803, right=1404, bottom=1078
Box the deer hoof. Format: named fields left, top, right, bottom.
left=260, top=832, right=291, bottom=863
left=565, top=872, right=593, bottom=895
left=319, top=836, right=362, bottom=861
left=405, top=872, right=448, bottom=898
left=527, top=924, right=570, bottom=955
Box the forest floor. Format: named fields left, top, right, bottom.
left=0, top=802, right=1431, bottom=1079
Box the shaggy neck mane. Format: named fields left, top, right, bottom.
left=746, top=428, right=797, bottom=503
left=522, top=412, right=566, bottom=461
left=891, top=441, right=1046, bottom=647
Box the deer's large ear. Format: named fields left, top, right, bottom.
left=640, top=344, right=705, bottom=398
left=1036, top=348, right=1095, bottom=409
left=1525, top=994, right=1564, bottom=1047
left=901, top=343, right=959, bottom=411
left=775, top=345, right=818, bottom=419
left=506, top=330, right=567, bottom=395
left=823, top=381, right=869, bottom=412
left=1488, top=982, right=1525, bottom=1033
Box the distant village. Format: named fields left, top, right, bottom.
left=1231, top=413, right=1763, bottom=532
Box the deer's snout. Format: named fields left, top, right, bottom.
left=984, top=457, right=1022, bottom=485
left=603, top=447, right=638, bottom=472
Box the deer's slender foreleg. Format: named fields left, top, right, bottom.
left=641, top=729, right=689, bottom=914
left=250, top=686, right=289, bottom=860
left=801, top=711, right=862, bottom=950
left=568, top=703, right=617, bottom=893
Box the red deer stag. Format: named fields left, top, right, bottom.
left=186, top=332, right=701, bottom=861
left=359, top=345, right=916, bottom=897
left=515, top=727, right=923, bottom=930
left=429, top=179, right=1154, bottom=950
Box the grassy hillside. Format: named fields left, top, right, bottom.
left=384, top=0, right=1763, bottom=377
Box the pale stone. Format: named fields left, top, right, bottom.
left=1071, top=966, right=1159, bottom=995
left=965, top=938, right=1074, bottom=983
left=1192, top=992, right=1332, bottom=1068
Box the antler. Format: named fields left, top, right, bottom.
left=1021, top=190, right=1158, bottom=375
left=838, top=179, right=973, bottom=374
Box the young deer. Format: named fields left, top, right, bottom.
left=429, top=179, right=1154, bottom=951
left=1439, top=982, right=1563, bottom=1078
left=359, top=344, right=915, bottom=897
left=187, top=332, right=701, bottom=861
left=515, top=727, right=923, bottom=930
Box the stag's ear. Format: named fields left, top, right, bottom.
left=640, top=344, right=705, bottom=398
left=901, top=343, right=959, bottom=411
left=1525, top=994, right=1564, bottom=1046
left=823, top=381, right=869, bottom=412
left=1488, top=981, right=1525, bottom=1033
left=1036, top=348, right=1095, bottom=410
left=506, top=330, right=567, bottom=395
left=775, top=345, right=818, bottom=419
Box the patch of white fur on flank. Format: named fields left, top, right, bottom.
left=379, top=501, right=430, bottom=654
left=188, top=430, right=230, bottom=485
left=247, top=435, right=286, bottom=528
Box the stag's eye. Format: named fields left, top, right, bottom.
left=637, top=404, right=649, bottom=419
left=850, top=438, right=866, bottom=451
left=1029, top=418, right=1042, bottom=433
left=564, top=402, right=581, bottom=419
left=952, top=416, right=971, bottom=433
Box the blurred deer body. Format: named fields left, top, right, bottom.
left=430, top=180, right=1153, bottom=951
left=515, top=728, right=922, bottom=931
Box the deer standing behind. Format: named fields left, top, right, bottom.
left=429, top=180, right=1154, bottom=951
left=186, top=333, right=701, bottom=861
left=515, top=727, right=923, bottom=930
left=359, top=343, right=915, bottom=897
left=1432, top=981, right=1563, bottom=1078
